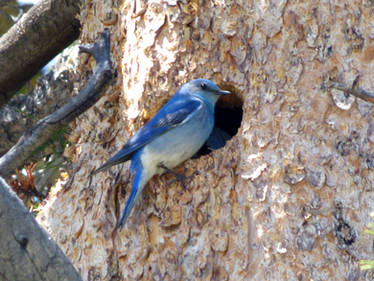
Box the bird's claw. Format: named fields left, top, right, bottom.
left=158, top=163, right=197, bottom=190
left=167, top=173, right=195, bottom=190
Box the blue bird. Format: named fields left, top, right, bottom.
left=93, top=79, right=230, bottom=229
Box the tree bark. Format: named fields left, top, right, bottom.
left=0, top=0, right=81, bottom=107
left=0, top=177, right=82, bottom=281
left=37, top=1, right=374, bottom=280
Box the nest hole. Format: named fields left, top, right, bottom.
left=194, top=91, right=243, bottom=158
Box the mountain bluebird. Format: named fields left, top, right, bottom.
left=94, top=79, right=230, bottom=228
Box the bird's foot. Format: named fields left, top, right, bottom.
left=167, top=172, right=196, bottom=190
left=158, top=163, right=196, bottom=190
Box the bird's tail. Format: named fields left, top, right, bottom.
left=92, top=148, right=132, bottom=175
left=118, top=166, right=148, bottom=229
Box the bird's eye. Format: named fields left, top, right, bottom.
left=201, top=82, right=207, bottom=90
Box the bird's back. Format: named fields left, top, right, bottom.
left=139, top=94, right=215, bottom=175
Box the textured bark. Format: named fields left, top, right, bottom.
left=37, top=0, right=374, bottom=280
left=0, top=0, right=81, bottom=106
left=0, top=177, right=82, bottom=281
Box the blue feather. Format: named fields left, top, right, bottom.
left=93, top=79, right=230, bottom=228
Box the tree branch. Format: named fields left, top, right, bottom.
left=329, top=81, right=374, bottom=104
left=0, top=176, right=83, bottom=281
left=0, top=0, right=13, bottom=7
left=0, top=61, right=76, bottom=157
left=0, top=29, right=113, bottom=178
left=0, top=0, right=81, bottom=107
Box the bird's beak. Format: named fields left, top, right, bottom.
left=217, top=89, right=231, bottom=95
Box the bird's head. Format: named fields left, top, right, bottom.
left=181, top=79, right=230, bottom=104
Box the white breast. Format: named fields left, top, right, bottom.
left=140, top=102, right=214, bottom=176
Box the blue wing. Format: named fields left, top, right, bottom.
left=93, top=95, right=202, bottom=174
left=206, top=127, right=231, bottom=150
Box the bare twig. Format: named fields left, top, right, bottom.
left=0, top=0, right=13, bottom=7
left=0, top=62, right=76, bottom=156
left=0, top=29, right=113, bottom=178
left=329, top=81, right=374, bottom=104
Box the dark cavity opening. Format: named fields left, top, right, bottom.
left=194, top=91, right=243, bottom=158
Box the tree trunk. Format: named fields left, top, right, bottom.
left=37, top=0, right=374, bottom=280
